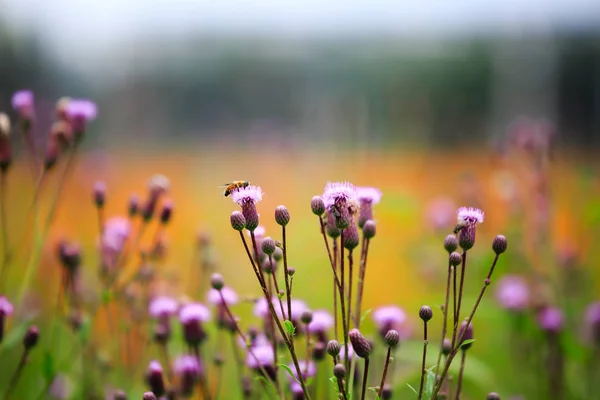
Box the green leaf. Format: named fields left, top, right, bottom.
left=101, top=289, right=112, bottom=305
left=283, top=320, right=295, bottom=336
left=360, top=308, right=372, bottom=324
left=279, top=363, right=297, bottom=383
left=424, top=370, right=435, bottom=399
left=460, top=339, right=476, bottom=348
left=406, top=383, right=418, bottom=395
left=43, top=351, right=55, bottom=383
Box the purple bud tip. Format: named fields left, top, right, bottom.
left=275, top=205, right=290, bottom=226
left=384, top=330, right=400, bottom=348
left=287, top=267, right=295, bottom=277
left=363, top=220, right=376, bottom=239
left=348, top=328, right=372, bottom=359
left=311, top=196, right=325, bottom=216
left=113, top=390, right=127, bottom=400
left=449, top=252, right=462, bottom=267
left=128, top=194, right=140, bottom=217
left=326, top=340, right=341, bottom=357
left=381, top=384, right=393, bottom=399
left=442, top=338, right=452, bottom=355
left=492, top=235, right=508, bottom=255
left=160, top=200, right=173, bottom=224
left=419, top=305, right=433, bottom=323
left=23, top=325, right=39, bottom=349
left=333, top=363, right=346, bottom=379
left=486, top=393, right=501, bottom=400
left=143, top=393, right=157, bottom=400
left=230, top=211, right=246, bottom=231
left=459, top=320, right=474, bottom=350
left=444, top=234, right=458, bottom=253
left=301, top=310, right=313, bottom=325
left=210, top=273, right=224, bottom=291
left=261, top=237, right=276, bottom=255
left=93, top=181, right=106, bottom=208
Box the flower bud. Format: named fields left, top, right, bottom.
left=261, top=237, right=276, bottom=255
left=93, top=181, right=106, bottom=208
left=384, top=330, right=400, bottom=348
left=326, top=211, right=341, bottom=238
left=128, top=194, right=140, bottom=218
left=458, top=224, right=476, bottom=251
left=23, top=325, right=39, bottom=350
left=230, top=211, right=246, bottom=231
left=113, top=390, right=127, bottom=400
left=211, top=273, right=224, bottom=291
left=275, top=205, right=290, bottom=226
left=273, top=247, right=283, bottom=262
left=311, top=196, right=325, bottom=216
left=459, top=320, right=474, bottom=350
left=145, top=361, right=165, bottom=397
left=326, top=340, right=340, bottom=357
left=363, top=220, right=376, bottom=239
left=349, top=329, right=372, bottom=359
left=419, top=305, right=433, bottom=323
left=312, top=341, right=326, bottom=360
left=492, top=235, right=507, bottom=255
left=160, top=200, right=173, bottom=224
left=449, top=252, right=462, bottom=267
left=333, top=363, right=346, bottom=380
left=343, top=224, right=360, bottom=250
left=442, top=338, right=452, bottom=355
left=287, top=267, right=295, bottom=277
left=381, top=384, right=392, bottom=399
left=444, top=234, right=458, bottom=253
left=301, top=310, right=313, bottom=325
left=486, top=393, right=501, bottom=400
left=143, top=393, right=157, bottom=400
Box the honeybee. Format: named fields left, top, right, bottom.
left=453, top=220, right=467, bottom=234
left=221, top=181, right=250, bottom=197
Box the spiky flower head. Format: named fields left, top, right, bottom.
left=325, top=209, right=341, bottom=238
left=145, top=361, right=165, bottom=397
left=113, top=390, right=127, bottom=400
left=179, top=303, right=211, bottom=346
left=356, top=186, right=382, bottom=228
left=23, top=325, right=39, bottom=349
left=275, top=205, right=290, bottom=226
left=486, top=393, right=501, bottom=400
left=148, top=174, right=170, bottom=197
left=301, top=310, right=313, bottom=325
left=230, top=211, right=246, bottom=231
left=444, top=234, right=458, bottom=253
left=246, top=345, right=275, bottom=369
left=495, top=275, right=529, bottom=312
left=372, top=305, right=406, bottom=338
left=326, top=340, right=340, bottom=357
left=419, top=305, right=433, bottom=322
left=210, top=273, right=224, bottom=291
left=537, top=306, right=563, bottom=334
left=363, top=220, right=376, bottom=239
left=0, top=296, right=15, bottom=317
left=308, top=310, right=334, bottom=336
left=128, top=194, right=140, bottom=217
left=143, top=393, right=157, bottom=400
left=492, top=235, right=508, bottom=255
left=159, top=200, right=173, bottom=224
left=148, top=296, right=178, bottom=319
left=174, top=355, right=203, bottom=396
left=11, top=90, right=34, bottom=120
left=348, top=329, right=372, bottom=359
left=232, top=185, right=263, bottom=231
left=456, top=207, right=484, bottom=251
left=384, top=330, right=400, bottom=348
left=253, top=297, right=277, bottom=319
left=93, top=181, right=106, bottom=208
left=311, top=196, right=325, bottom=216
left=207, top=286, right=238, bottom=306
left=65, top=99, right=97, bottom=137
left=322, top=181, right=355, bottom=208
left=442, top=338, right=452, bottom=355
left=381, top=384, right=393, bottom=399
left=449, top=252, right=462, bottom=267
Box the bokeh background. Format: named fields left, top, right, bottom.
left=1, top=1, right=600, bottom=399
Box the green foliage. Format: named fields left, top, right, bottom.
left=283, top=320, right=295, bottom=336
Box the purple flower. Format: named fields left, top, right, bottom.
left=585, top=301, right=600, bottom=343
left=373, top=305, right=406, bottom=337
left=147, top=174, right=170, bottom=197
left=425, top=197, right=456, bottom=231
left=11, top=90, right=34, bottom=119
left=537, top=306, right=564, bottom=333
left=356, top=187, right=382, bottom=204
left=307, top=310, right=334, bottom=335
left=246, top=344, right=274, bottom=368
left=457, top=207, right=485, bottom=225
left=231, top=185, right=263, bottom=206
left=65, top=99, right=97, bottom=122
left=179, top=303, right=211, bottom=324
left=275, top=299, right=307, bottom=322
left=102, top=217, right=131, bottom=251
left=322, top=181, right=356, bottom=208
left=238, top=332, right=270, bottom=349
left=207, top=287, right=239, bottom=306
left=495, top=275, right=529, bottom=312
left=149, top=296, right=178, bottom=318
left=0, top=296, right=14, bottom=316
left=174, top=354, right=202, bottom=375
left=253, top=297, right=277, bottom=319
left=287, top=360, right=316, bottom=381
left=339, top=343, right=356, bottom=361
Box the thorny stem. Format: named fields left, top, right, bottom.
left=435, top=262, right=453, bottom=375
left=378, top=347, right=392, bottom=398
left=454, top=350, right=467, bottom=400
left=355, top=237, right=370, bottom=328
left=281, top=226, right=293, bottom=325
left=218, top=290, right=280, bottom=396
left=418, top=322, right=429, bottom=400
left=4, top=348, right=30, bottom=400
left=453, top=251, right=467, bottom=348
left=360, top=358, right=370, bottom=400
left=432, top=254, right=500, bottom=398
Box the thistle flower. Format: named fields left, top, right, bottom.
left=128, top=194, right=140, bottom=217
left=486, top=393, right=501, bottom=400
left=174, top=355, right=203, bottom=397
left=58, top=240, right=82, bottom=273
left=425, top=197, right=456, bottom=231
left=311, top=196, right=325, bottom=216
left=456, top=207, right=484, bottom=251
left=537, top=306, right=564, bottom=334
left=23, top=325, right=39, bottom=350
left=93, top=181, right=106, bottom=208
left=419, top=305, right=433, bottom=322
left=65, top=99, right=97, bottom=137
left=327, top=340, right=340, bottom=357
left=585, top=301, right=600, bottom=344
left=145, top=361, right=165, bottom=397
left=207, top=287, right=239, bottom=306
left=307, top=310, right=334, bottom=340
left=325, top=209, right=341, bottom=238
left=356, top=186, right=382, bottom=228
left=384, top=330, right=400, bottom=348
left=113, top=390, right=127, bottom=400
left=0, top=296, right=14, bottom=342
left=149, top=296, right=178, bottom=319
left=444, top=234, right=458, bottom=253
left=343, top=223, right=360, bottom=250
left=11, top=90, right=34, bottom=121
left=492, top=235, right=508, bottom=255
left=363, top=220, right=376, bottom=239
left=159, top=200, right=173, bottom=224
left=333, top=363, right=346, bottom=379
left=253, top=297, right=278, bottom=319
left=231, top=185, right=263, bottom=231
left=323, top=182, right=356, bottom=229
left=348, top=329, right=372, bottom=358
left=275, top=299, right=308, bottom=326
left=275, top=205, right=290, bottom=226
left=100, top=217, right=131, bottom=270
left=372, top=305, right=406, bottom=339
left=287, top=360, right=316, bottom=382
left=495, top=275, right=529, bottom=312
left=179, top=303, right=211, bottom=346
left=338, top=343, right=356, bottom=361
left=261, top=237, right=276, bottom=255
left=230, top=211, right=246, bottom=231
left=142, top=393, right=157, bottom=400
left=246, top=345, right=276, bottom=381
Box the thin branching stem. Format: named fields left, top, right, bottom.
left=454, top=350, right=467, bottom=400
left=3, top=348, right=30, bottom=400
left=435, top=261, right=452, bottom=374
left=355, top=237, right=370, bottom=328
left=347, top=250, right=353, bottom=331
left=280, top=226, right=293, bottom=323
left=378, top=346, right=392, bottom=398
left=418, top=322, right=429, bottom=400
left=360, top=358, right=370, bottom=400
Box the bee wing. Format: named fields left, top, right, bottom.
left=217, top=184, right=231, bottom=188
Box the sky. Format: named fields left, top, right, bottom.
left=3, top=0, right=600, bottom=75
